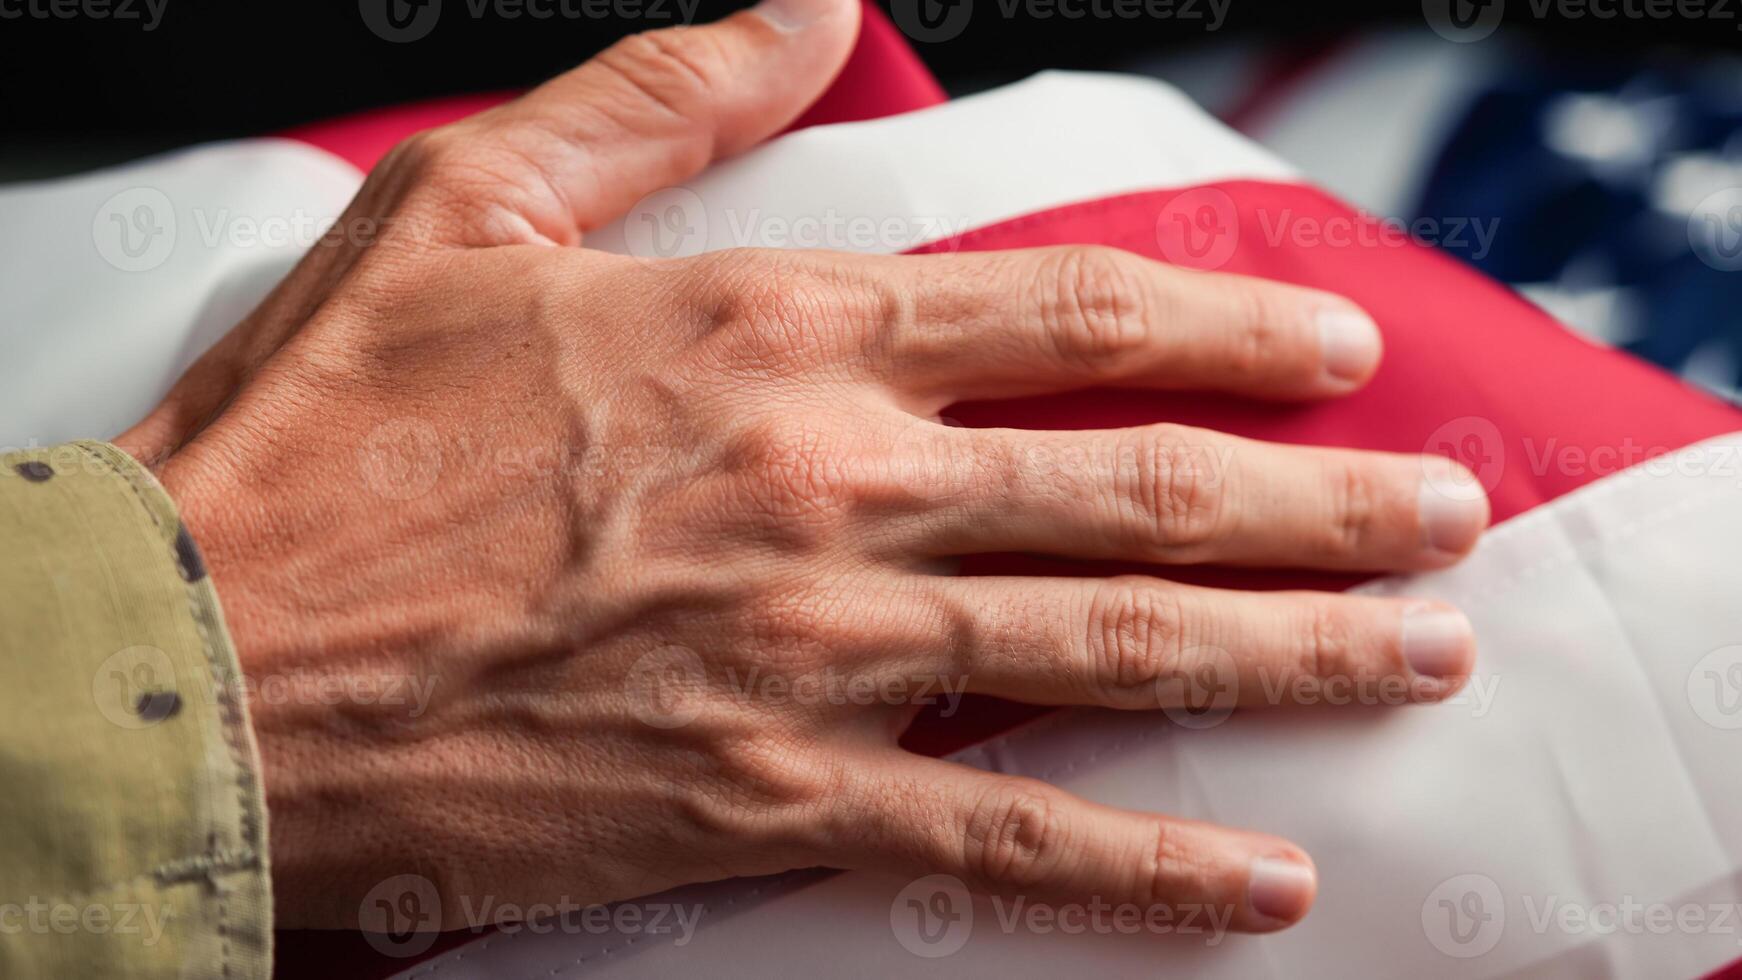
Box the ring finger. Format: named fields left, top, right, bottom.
left=909, top=575, right=1475, bottom=711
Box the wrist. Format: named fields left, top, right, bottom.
left=151, top=447, right=279, bottom=671
left=144, top=441, right=371, bottom=927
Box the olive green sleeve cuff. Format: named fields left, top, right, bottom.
left=0, top=441, right=271, bottom=979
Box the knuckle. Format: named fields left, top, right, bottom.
left=391, top=128, right=503, bottom=196
left=378, top=127, right=465, bottom=180
left=371, top=126, right=538, bottom=243
left=691, top=254, right=864, bottom=367
left=735, top=421, right=859, bottom=545
left=752, top=423, right=851, bottom=500
left=1126, top=427, right=1227, bottom=552
left=333, top=250, right=438, bottom=325
left=963, top=782, right=1068, bottom=890
left=685, top=736, right=838, bottom=846
left=683, top=246, right=759, bottom=288
left=677, top=249, right=765, bottom=322
left=1220, top=284, right=1292, bottom=380
left=1085, top=579, right=1188, bottom=704
left=1301, top=600, right=1362, bottom=681
left=1325, top=460, right=1382, bottom=558
left=728, top=738, right=832, bottom=806
left=1043, top=246, right=1148, bottom=371
left=1136, top=818, right=1204, bottom=906
left=596, top=27, right=730, bottom=126
left=748, top=587, right=853, bottom=653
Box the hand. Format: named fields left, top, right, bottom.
left=122, top=0, right=1487, bottom=935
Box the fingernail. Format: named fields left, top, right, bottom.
left=753, top=0, right=827, bottom=31
left=1316, top=309, right=1381, bottom=383
left=1417, top=467, right=1489, bottom=556
left=1248, top=856, right=1316, bottom=923
left=1401, top=604, right=1474, bottom=680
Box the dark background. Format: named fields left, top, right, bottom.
left=2, top=0, right=1740, bottom=172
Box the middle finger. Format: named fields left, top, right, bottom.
left=895, top=421, right=1488, bottom=572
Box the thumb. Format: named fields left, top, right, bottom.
left=470, top=0, right=860, bottom=244
left=118, top=0, right=860, bottom=464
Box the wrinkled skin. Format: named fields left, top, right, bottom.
left=121, top=0, right=1487, bottom=936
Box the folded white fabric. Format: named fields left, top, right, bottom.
left=0, top=139, right=359, bottom=448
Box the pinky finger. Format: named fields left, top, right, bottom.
left=825, top=752, right=1318, bottom=934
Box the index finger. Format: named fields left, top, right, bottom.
left=863, top=245, right=1382, bottom=407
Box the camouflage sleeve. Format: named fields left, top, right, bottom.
left=0, top=441, right=271, bottom=979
